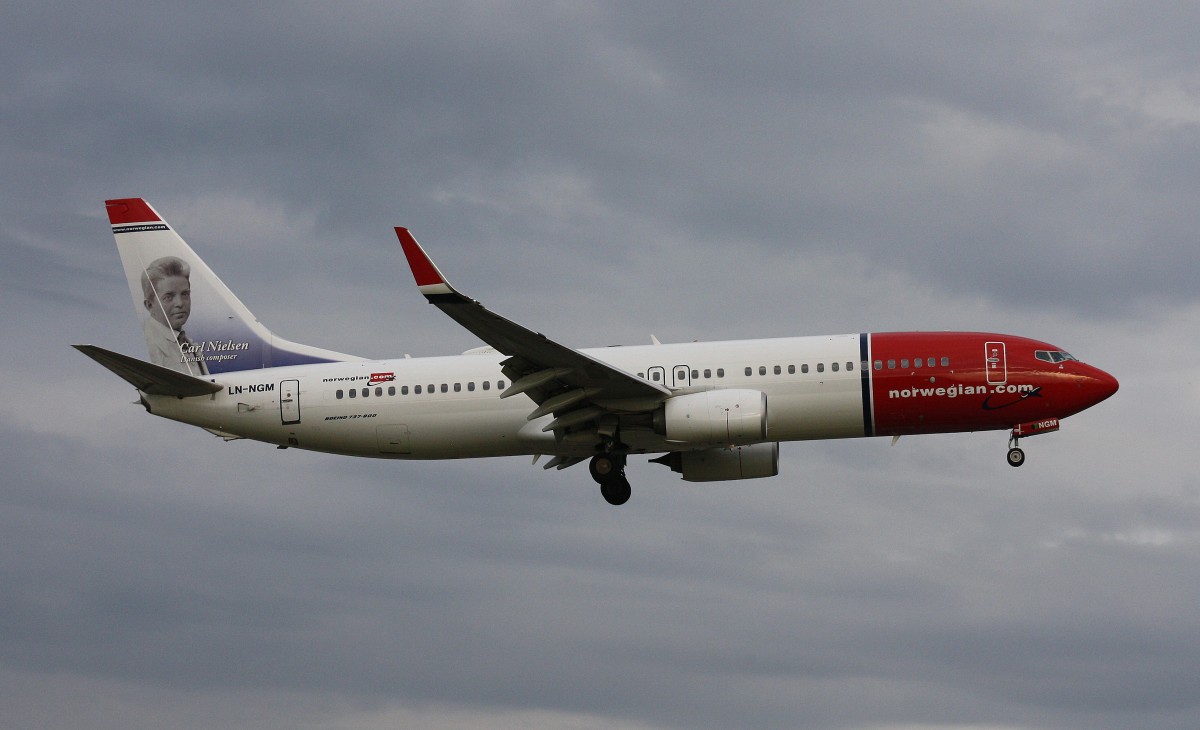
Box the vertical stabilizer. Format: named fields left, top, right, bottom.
left=106, top=198, right=361, bottom=374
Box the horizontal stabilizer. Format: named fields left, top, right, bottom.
left=73, top=344, right=223, bottom=397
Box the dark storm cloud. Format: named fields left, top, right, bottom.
left=2, top=2, right=1199, bottom=729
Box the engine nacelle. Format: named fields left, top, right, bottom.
left=653, top=443, right=780, bottom=482
left=658, top=389, right=768, bottom=445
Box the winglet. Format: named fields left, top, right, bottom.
left=395, top=227, right=455, bottom=297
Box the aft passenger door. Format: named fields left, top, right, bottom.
left=280, top=379, right=301, bottom=424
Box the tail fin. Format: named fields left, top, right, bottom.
left=106, top=198, right=361, bottom=374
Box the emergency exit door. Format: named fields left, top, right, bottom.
left=672, top=365, right=691, bottom=388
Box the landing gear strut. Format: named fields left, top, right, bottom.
left=590, top=453, right=631, bottom=506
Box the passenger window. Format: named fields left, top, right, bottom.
left=874, top=360, right=882, bottom=370
left=745, top=367, right=752, bottom=377
left=349, top=389, right=356, bottom=398
left=831, top=362, right=839, bottom=372
left=717, top=368, right=724, bottom=378
left=468, top=382, right=475, bottom=391
left=652, top=371, right=662, bottom=381
left=336, top=389, right=343, bottom=399
left=414, top=385, right=422, bottom=394
left=704, top=369, right=712, bottom=379
left=362, top=388, right=369, bottom=398
left=817, top=363, right=825, bottom=373
left=759, top=366, right=767, bottom=376
left=498, top=380, right=506, bottom=390
left=375, top=387, right=383, bottom=396
left=888, top=360, right=896, bottom=369
left=691, top=369, right=699, bottom=379
left=454, top=383, right=461, bottom=392
left=847, top=361, right=855, bottom=372
left=788, top=365, right=795, bottom=375
left=914, top=358, right=922, bottom=369
left=900, top=359, right=909, bottom=369
left=774, top=365, right=781, bottom=375
left=402, top=386, right=409, bottom=395
left=428, top=384, right=435, bottom=393
left=482, top=381, right=490, bottom=391
left=802, top=364, right=809, bottom=374
left=440, top=384, right=448, bottom=393
left=940, top=357, right=950, bottom=367
left=388, top=386, right=396, bottom=396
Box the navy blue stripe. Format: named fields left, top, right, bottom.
left=859, top=332, right=874, bottom=437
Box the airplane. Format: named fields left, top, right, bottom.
left=77, top=198, right=1119, bottom=505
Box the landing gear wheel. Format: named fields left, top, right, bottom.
left=590, top=453, right=631, bottom=506
left=1007, top=447, right=1025, bottom=467
left=600, top=475, right=632, bottom=506
left=590, top=453, right=620, bottom=482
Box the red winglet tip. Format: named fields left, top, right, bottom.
left=395, top=227, right=445, bottom=288
left=106, top=198, right=160, bottom=225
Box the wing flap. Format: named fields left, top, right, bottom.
left=74, top=344, right=224, bottom=397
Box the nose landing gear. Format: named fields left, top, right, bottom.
left=590, top=453, right=631, bottom=505
left=1006, top=417, right=1061, bottom=467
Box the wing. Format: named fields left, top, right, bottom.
left=395, top=228, right=671, bottom=436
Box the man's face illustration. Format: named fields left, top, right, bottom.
left=146, top=275, right=191, bottom=331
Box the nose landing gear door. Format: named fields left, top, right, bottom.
left=984, top=342, right=1007, bottom=385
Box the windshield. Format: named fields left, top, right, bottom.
left=1035, top=349, right=1077, bottom=364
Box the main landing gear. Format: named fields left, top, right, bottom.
left=590, top=453, right=631, bottom=506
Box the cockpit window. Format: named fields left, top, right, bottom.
left=1035, top=350, right=1078, bottom=363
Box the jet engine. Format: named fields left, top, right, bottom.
left=655, top=389, right=768, bottom=445
left=651, top=442, right=780, bottom=482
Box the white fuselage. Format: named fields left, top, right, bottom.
left=146, top=335, right=868, bottom=458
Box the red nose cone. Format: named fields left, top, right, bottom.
left=1089, top=367, right=1119, bottom=405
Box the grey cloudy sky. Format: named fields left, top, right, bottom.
left=3, top=2, right=1198, bottom=729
